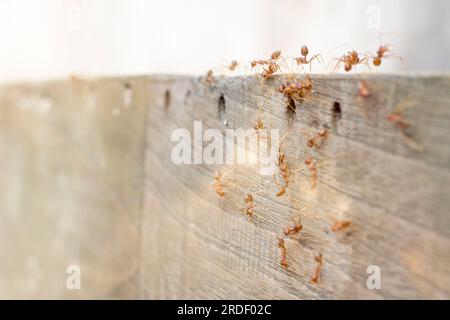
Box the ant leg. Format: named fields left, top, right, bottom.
left=278, top=131, right=290, bottom=147
left=285, top=98, right=297, bottom=114
left=279, top=56, right=294, bottom=74
left=359, top=56, right=371, bottom=71
left=393, top=99, right=415, bottom=114
left=330, top=58, right=342, bottom=73
left=314, top=53, right=327, bottom=71
left=295, top=61, right=306, bottom=74
left=308, top=54, right=325, bottom=72
left=384, top=53, right=404, bottom=61
left=273, top=170, right=281, bottom=187
left=290, top=58, right=297, bottom=74
left=384, top=53, right=406, bottom=64
left=400, top=131, right=424, bottom=152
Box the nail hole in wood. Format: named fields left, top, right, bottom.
left=218, top=94, right=226, bottom=119
left=332, top=101, right=342, bottom=129
left=164, top=90, right=171, bottom=109
left=332, top=101, right=341, bottom=119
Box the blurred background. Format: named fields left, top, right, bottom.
left=0, top=0, right=449, bottom=83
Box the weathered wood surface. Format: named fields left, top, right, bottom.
left=0, top=79, right=147, bottom=298
left=0, top=74, right=449, bottom=299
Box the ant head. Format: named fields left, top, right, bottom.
left=350, top=51, right=358, bottom=60
left=271, top=50, right=281, bottom=60
left=301, top=45, right=309, bottom=57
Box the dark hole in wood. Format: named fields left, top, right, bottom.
left=287, top=98, right=296, bottom=112
left=332, top=101, right=342, bottom=130
left=218, top=94, right=226, bottom=119
left=124, top=82, right=131, bottom=89
left=332, top=101, right=342, bottom=120
left=164, top=90, right=171, bottom=109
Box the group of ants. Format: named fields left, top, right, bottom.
left=206, top=44, right=412, bottom=285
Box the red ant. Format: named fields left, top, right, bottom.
left=250, top=59, right=268, bottom=69
left=262, top=60, right=279, bottom=80
left=213, top=171, right=225, bottom=197
left=284, top=220, right=303, bottom=237
left=277, top=76, right=313, bottom=101
left=305, top=156, right=318, bottom=190
left=295, top=45, right=323, bottom=71
left=251, top=102, right=273, bottom=145
left=274, top=133, right=290, bottom=197
left=278, top=237, right=288, bottom=268
left=277, top=76, right=313, bottom=113
left=307, top=129, right=328, bottom=149
left=271, top=50, right=281, bottom=60
left=310, top=253, right=323, bottom=284
left=241, top=194, right=256, bottom=219
left=387, top=111, right=409, bottom=131
left=205, top=70, right=214, bottom=85
left=251, top=50, right=282, bottom=80
left=332, top=50, right=369, bottom=72
left=370, top=44, right=402, bottom=67
left=387, top=99, right=414, bottom=131
left=331, top=219, right=352, bottom=232
left=254, top=118, right=265, bottom=130
left=253, top=116, right=267, bottom=144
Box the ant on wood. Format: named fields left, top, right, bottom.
left=284, top=220, right=303, bottom=237
left=331, top=219, right=352, bottom=232
left=304, top=156, right=318, bottom=190
left=205, top=70, right=214, bottom=85
left=278, top=237, right=288, bottom=268
left=306, top=128, right=328, bottom=149
left=241, top=193, right=257, bottom=220
left=213, top=171, right=226, bottom=197
left=310, top=253, right=323, bottom=284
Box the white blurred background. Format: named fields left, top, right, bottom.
left=0, top=0, right=449, bottom=83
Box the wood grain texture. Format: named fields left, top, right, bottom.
left=140, top=74, right=450, bottom=299
left=0, top=78, right=148, bottom=298
left=0, top=74, right=449, bottom=299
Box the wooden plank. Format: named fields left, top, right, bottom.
left=0, top=74, right=449, bottom=299
left=140, top=74, right=450, bottom=299
left=0, top=78, right=148, bottom=298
